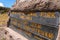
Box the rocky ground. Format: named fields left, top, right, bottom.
left=12, top=0, right=60, bottom=11
left=0, top=27, right=6, bottom=40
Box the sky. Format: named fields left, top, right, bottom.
left=0, top=0, right=16, bottom=8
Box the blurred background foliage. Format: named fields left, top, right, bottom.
left=0, top=7, right=10, bottom=14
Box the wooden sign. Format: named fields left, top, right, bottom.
left=10, top=12, right=60, bottom=27
left=10, top=17, right=58, bottom=40
left=9, top=12, right=59, bottom=40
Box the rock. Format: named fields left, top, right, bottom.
left=11, top=0, right=60, bottom=11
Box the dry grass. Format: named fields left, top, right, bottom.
left=0, top=14, right=9, bottom=27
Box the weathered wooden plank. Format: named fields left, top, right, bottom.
left=10, top=12, right=60, bottom=27
left=10, top=17, right=58, bottom=40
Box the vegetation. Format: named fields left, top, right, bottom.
left=0, top=13, right=9, bottom=26
left=1, top=38, right=6, bottom=40
left=0, top=7, right=10, bottom=14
